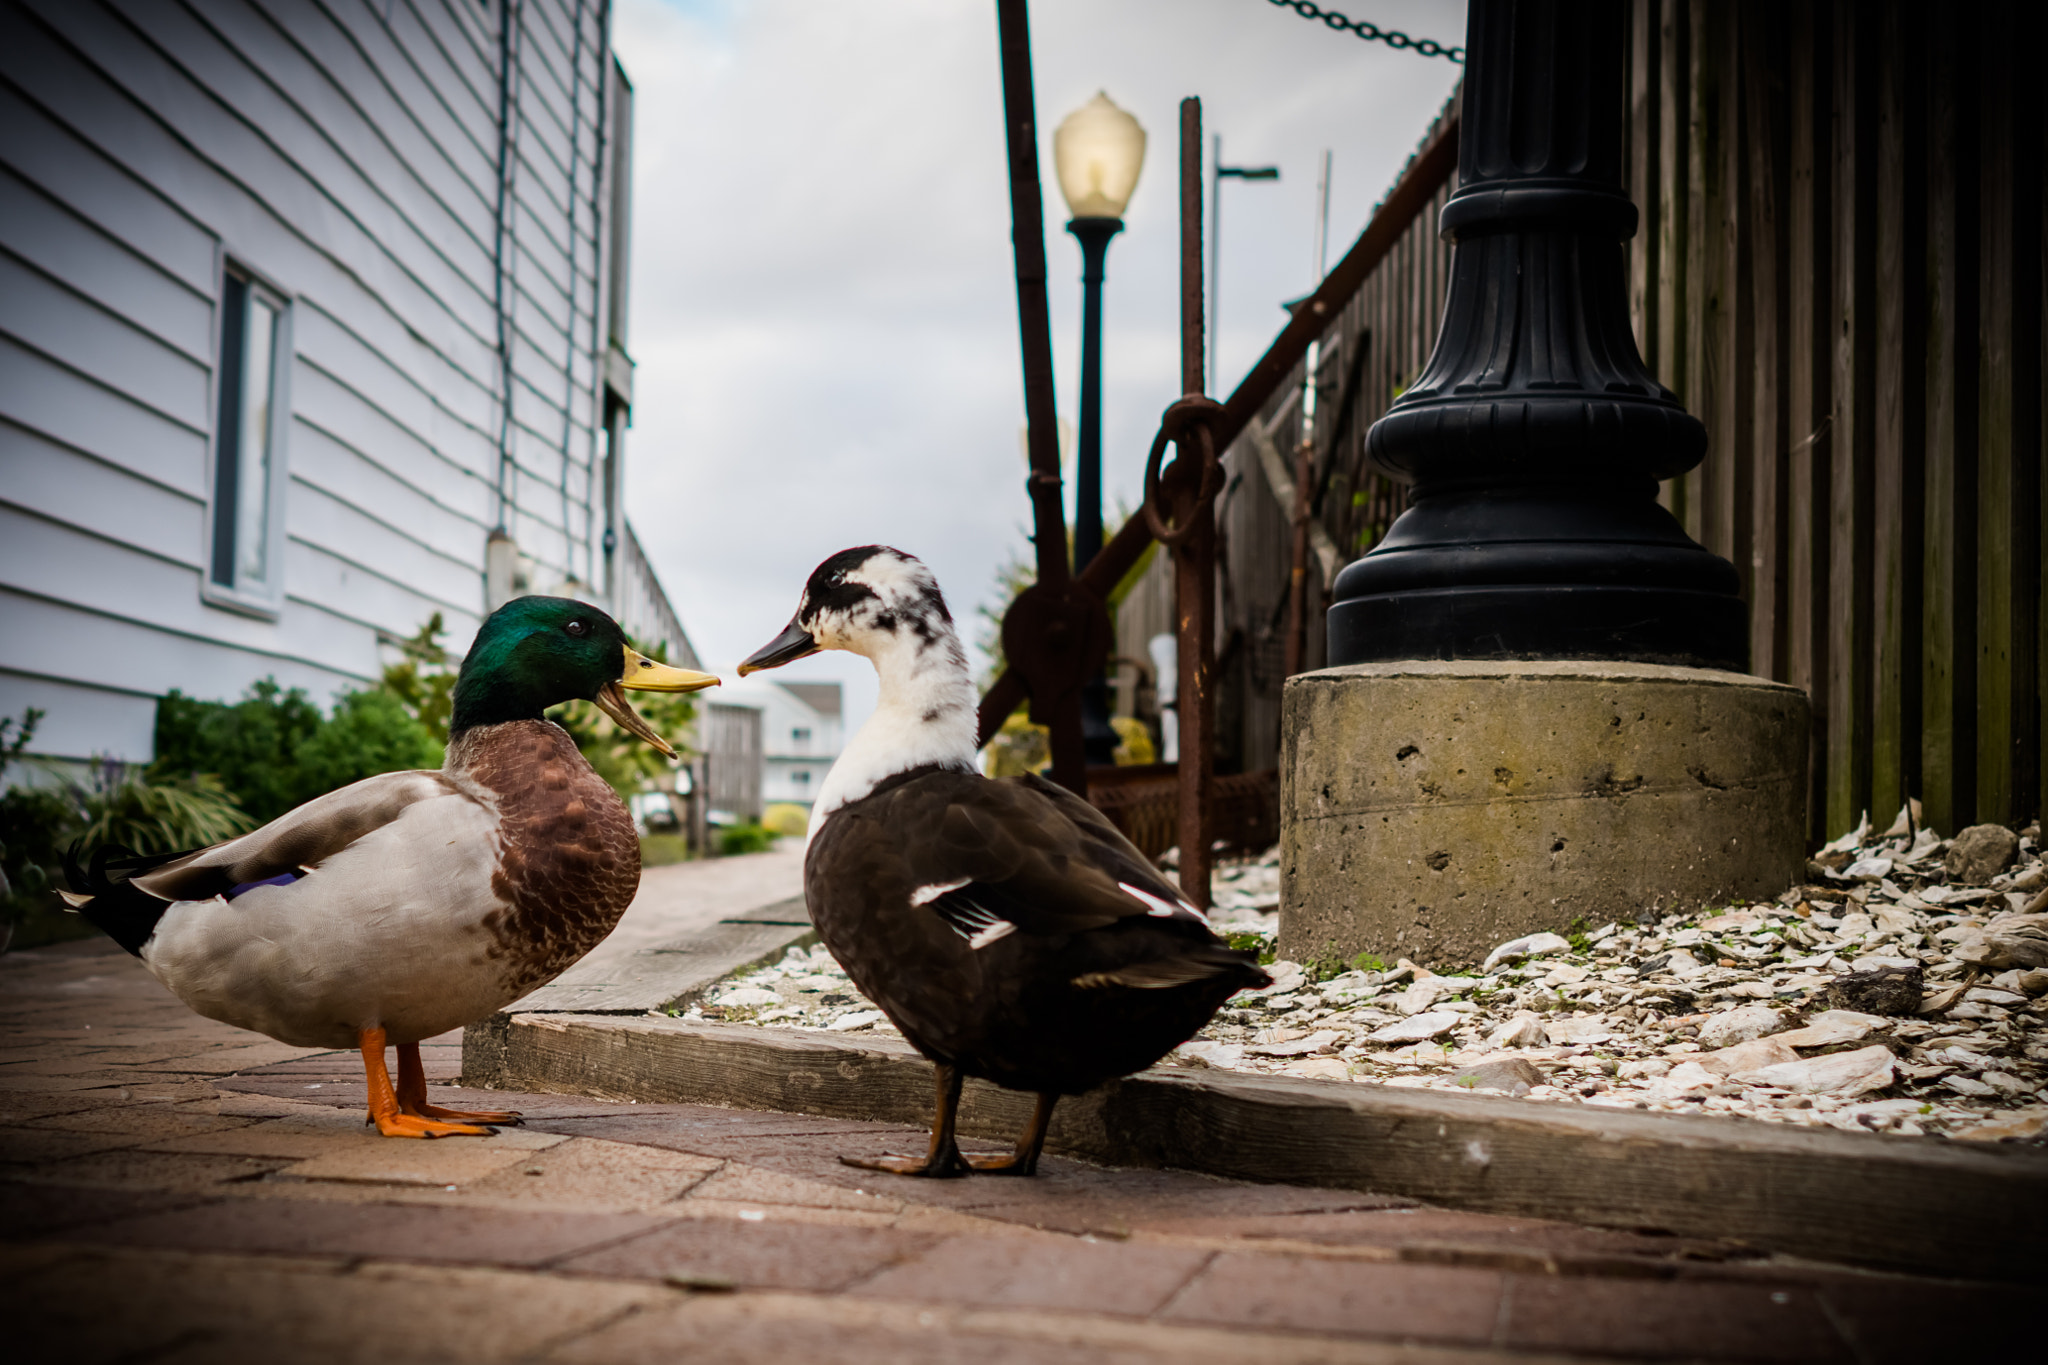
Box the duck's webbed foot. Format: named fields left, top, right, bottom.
left=962, top=1092, right=1057, bottom=1177
left=840, top=1148, right=971, bottom=1178
left=839, top=1063, right=973, bottom=1178
left=397, top=1042, right=521, bottom=1125
left=373, top=1111, right=496, bottom=1139
left=358, top=1028, right=497, bottom=1140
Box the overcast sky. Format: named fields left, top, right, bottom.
left=611, top=0, right=1463, bottom=728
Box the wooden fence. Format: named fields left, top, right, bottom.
left=1621, top=0, right=2042, bottom=841
left=1114, top=0, right=2042, bottom=844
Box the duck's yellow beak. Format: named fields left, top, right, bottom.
left=596, top=648, right=719, bottom=758
left=619, top=648, right=720, bottom=694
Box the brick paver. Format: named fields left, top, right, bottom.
left=0, top=938, right=2025, bottom=1364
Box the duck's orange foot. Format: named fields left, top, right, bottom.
left=372, top=1111, right=496, bottom=1139
left=406, top=1101, right=523, bottom=1125
left=963, top=1151, right=1040, bottom=1177
left=839, top=1151, right=969, bottom=1178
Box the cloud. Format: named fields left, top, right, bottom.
left=612, top=0, right=1462, bottom=728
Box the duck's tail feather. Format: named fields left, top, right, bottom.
left=60, top=842, right=196, bottom=957
left=1073, top=944, right=1273, bottom=992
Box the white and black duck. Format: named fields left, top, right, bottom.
left=739, top=546, right=1269, bottom=1176
left=62, top=597, right=716, bottom=1138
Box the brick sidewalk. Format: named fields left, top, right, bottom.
left=0, top=940, right=2017, bottom=1364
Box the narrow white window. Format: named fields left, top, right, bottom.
left=207, top=268, right=290, bottom=612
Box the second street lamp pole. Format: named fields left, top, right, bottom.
left=1053, top=91, right=1146, bottom=768
left=1208, top=139, right=1279, bottom=395
left=1070, top=214, right=1123, bottom=765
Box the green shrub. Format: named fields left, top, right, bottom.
left=154, top=680, right=321, bottom=824
left=716, top=821, right=775, bottom=856
left=73, top=764, right=254, bottom=855
left=290, top=690, right=441, bottom=797
left=1, top=708, right=256, bottom=950
left=640, top=832, right=693, bottom=867
left=154, top=679, right=438, bottom=824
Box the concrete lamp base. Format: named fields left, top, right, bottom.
left=1279, top=661, right=1811, bottom=971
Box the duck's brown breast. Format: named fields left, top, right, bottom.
left=448, top=719, right=640, bottom=994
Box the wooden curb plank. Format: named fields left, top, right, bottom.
left=464, top=1010, right=2046, bottom=1285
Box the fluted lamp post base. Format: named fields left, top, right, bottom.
left=1326, top=487, right=1749, bottom=671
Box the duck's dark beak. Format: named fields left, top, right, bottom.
left=739, top=617, right=818, bottom=675
left=596, top=647, right=719, bottom=759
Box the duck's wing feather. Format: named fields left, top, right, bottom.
left=130, top=770, right=472, bottom=902
left=877, top=770, right=1209, bottom=946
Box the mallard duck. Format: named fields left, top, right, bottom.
left=62, top=596, right=716, bottom=1138
left=739, top=547, right=1268, bottom=1176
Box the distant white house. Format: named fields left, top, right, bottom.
left=0, top=0, right=696, bottom=767
left=761, top=680, right=843, bottom=808
left=700, top=672, right=842, bottom=819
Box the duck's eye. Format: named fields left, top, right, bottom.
left=566, top=619, right=589, bottom=638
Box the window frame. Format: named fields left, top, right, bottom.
left=201, top=261, right=293, bottom=619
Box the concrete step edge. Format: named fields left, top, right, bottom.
left=462, top=1008, right=2045, bottom=1285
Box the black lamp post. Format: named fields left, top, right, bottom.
left=1327, top=0, right=1746, bottom=672
left=1054, top=92, right=1146, bottom=765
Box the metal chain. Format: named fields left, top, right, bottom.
left=1263, top=0, right=1465, bottom=63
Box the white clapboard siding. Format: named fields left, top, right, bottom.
left=0, top=425, right=207, bottom=568
left=0, top=336, right=211, bottom=496
left=0, top=674, right=160, bottom=767
left=0, top=0, right=675, bottom=765
left=2, top=590, right=368, bottom=714
left=0, top=171, right=214, bottom=360
left=0, top=86, right=219, bottom=293
left=289, top=363, right=495, bottom=524
left=283, top=538, right=483, bottom=652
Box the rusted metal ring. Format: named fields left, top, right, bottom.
left=1142, top=396, right=1226, bottom=547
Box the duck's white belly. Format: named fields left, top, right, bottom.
left=141, top=793, right=525, bottom=1048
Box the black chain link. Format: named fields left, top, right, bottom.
left=1264, top=0, right=1465, bottom=63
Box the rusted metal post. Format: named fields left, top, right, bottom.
left=993, top=0, right=1086, bottom=792
left=1174, top=96, right=1216, bottom=911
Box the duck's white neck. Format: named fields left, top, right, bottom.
left=808, top=623, right=978, bottom=841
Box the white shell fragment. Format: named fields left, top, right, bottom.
left=1481, top=931, right=1572, bottom=973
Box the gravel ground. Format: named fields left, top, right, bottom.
left=684, top=812, right=2048, bottom=1145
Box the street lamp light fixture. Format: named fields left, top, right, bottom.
left=1053, top=92, right=1146, bottom=220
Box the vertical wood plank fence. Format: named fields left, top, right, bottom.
left=1623, top=0, right=2043, bottom=841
